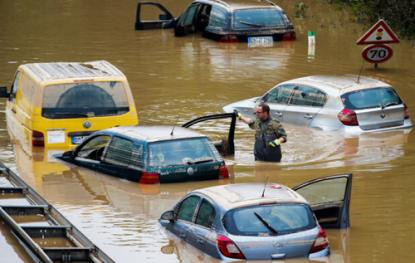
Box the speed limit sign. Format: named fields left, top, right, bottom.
left=362, top=44, right=393, bottom=63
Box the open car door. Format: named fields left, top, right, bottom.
left=135, top=2, right=176, bottom=30
left=292, top=174, right=352, bottom=229
left=182, top=112, right=236, bottom=156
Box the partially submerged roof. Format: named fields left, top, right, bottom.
left=20, top=60, right=125, bottom=82
left=104, top=126, right=206, bottom=142
left=196, top=183, right=307, bottom=211
left=282, top=75, right=390, bottom=95
left=196, top=0, right=282, bottom=11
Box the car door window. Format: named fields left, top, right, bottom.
left=103, top=137, right=136, bottom=168
left=263, top=84, right=294, bottom=104
left=76, top=135, right=111, bottom=160
left=10, top=71, right=20, bottom=101
left=177, top=196, right=201, bottom=222
left=207, top=5, right=227, bottom=29
left=295, top=176, right=347, bottom=204
left=178, top=3, right=200, bottom=27
left=195, top=199, right=215, bottom=228
left=288, top=86, right=327, bottom=107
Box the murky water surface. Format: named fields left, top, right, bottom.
left=0, top=0, right=415, bottom=262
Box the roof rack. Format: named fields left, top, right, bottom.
left=260, top=0, right=277, bottom=6
left=0, top=162, right=115, bottom=263
left=208, top=0, right=230, bottom=7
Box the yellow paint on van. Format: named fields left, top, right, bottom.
left=6, top=61, right=139, bottom=150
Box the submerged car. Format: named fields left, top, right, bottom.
left=160, top=173, right=352, bottom=260
left=135, top=0, right=296, bottom=44
left=223, top=75, right=412, bottom=135
left=0, top=60, right=138, bottom=149
left=58, top=119, right=235, bottom=184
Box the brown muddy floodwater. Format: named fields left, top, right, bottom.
left=1, top=0, right=415, bottom=262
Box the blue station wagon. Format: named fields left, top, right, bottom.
left=58, top=126, right=230, bottom=184
left=160, top=174, right=352, bottom=260
left=135, top=0, right=296, bottom=44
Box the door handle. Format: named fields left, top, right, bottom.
left=196, top=238, right=204, bottom=244
left=179, top=233, right=186, bottom=238
left=304, top=114, right=313, bottom=119
left=275, top=112, right=283, bottom=117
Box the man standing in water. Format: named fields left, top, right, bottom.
left=235, top=103, right=287, bottom=162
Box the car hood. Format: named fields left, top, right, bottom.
left=223, top=97, right=259, bottom=113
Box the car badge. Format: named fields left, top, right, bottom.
left=187, top=167, right=194, bottom=176
left=380, top=112, right=386, bottom=119
left=83, top=120, right=91, bottom=129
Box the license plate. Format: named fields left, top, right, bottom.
left=248, top=36, right=273, bottom=47
left=72, top=136, right=87, bottom=144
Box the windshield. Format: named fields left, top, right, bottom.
left=234, top=8, right=285, bottom=29
left=149, top=137, right=220, bottom=167
left=341, top=87, right=402, bottom=110
left=223, top=204, right=316, bottom=236
left=42, top=81, right=129, bottom=119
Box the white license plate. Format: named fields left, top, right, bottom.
left=72, top=136, right=87, bottom=144
left=248, top=36, right=274, bottom=47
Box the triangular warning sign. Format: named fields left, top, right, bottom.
left=356, top=19, right=400, bottom=45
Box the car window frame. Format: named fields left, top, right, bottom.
left=287, top=85, right=328, bottom=107
left=175, top=195, right=202, bottom=223
left=101, top=135, right=139, bottom=169
left=194, top=198, right=216, bottom=229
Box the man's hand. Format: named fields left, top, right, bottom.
left=268, top=139, right=281, bottom=147
left=234, top=109, right=242, bottom=120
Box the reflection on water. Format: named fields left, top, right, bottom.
left=0, top=0, right=415, bottom=262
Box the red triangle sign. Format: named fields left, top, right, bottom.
left=356, top=19, right=400, bottom=45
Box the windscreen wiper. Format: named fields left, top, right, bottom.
left=194, top=158, right=214, bottom=164
left=381, top=101, right=400, bottom=109
left=254, top=212, right=278, bottom=234
left=239, top=20, right=263, bottom=27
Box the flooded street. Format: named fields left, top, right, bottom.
left=1, top=0, right=415, bottom=262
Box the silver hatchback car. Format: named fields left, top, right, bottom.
left=160, top=174, right=352, bottom=260
left=223, top=75, right=412, bottom=135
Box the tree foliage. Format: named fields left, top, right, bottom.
left=329, top=0, right=415, bottom=38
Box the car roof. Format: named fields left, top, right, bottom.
left=280, top=75, right=391, bottom=95
left=19, top=60, right=125, bottom=83
left=195, top=183, right=308, bottom=211
left=196, top=0, right=283, bottom=11
left=103, top=126, right=207, bottom=142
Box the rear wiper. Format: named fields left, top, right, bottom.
left=254, top=212, right=278, bottom=234
left=45, top=112, right=92, bottom=118
left=381, top=102, right=400, bottom=109
left=239, top=20, right=263, bottom=27
left=194, top=158, right=214, bottom=164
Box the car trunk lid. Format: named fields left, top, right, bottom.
left=355, top=104, right=405, bottom=130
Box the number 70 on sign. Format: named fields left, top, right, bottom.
left=362, top=44, right=393, bottom=63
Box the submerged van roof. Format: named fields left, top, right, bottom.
left=19, top=60, right=125, bottom=82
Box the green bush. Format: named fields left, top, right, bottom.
left=329, top=0, right=415, bottom=38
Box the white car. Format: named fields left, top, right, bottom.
left=223, top=75, right=412, bottom=135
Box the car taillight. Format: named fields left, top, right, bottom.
left=219, top=164, right=229, bottom=179
left=219, top=35, right=239, bottom=43
left=139, top=171, right=160, bottom=184
left=404, top=103, right=410, bottom=119
left=337, top=108, right=358, bottom=126
left=282, top=32, right=296, bottom=41
left=216, top=234, right=245, bottom=259
left=32, top=130, right=44, bottom=147
left=309, top=227, right=329, bottom=254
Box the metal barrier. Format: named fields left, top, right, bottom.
left=0, top=162, right=115, bottom=263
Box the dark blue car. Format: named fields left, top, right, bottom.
left=135, top=0, right=296, bottom=44
left=58, top=126, right=230, bottom=184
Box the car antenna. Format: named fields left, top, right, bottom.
left=261, top=176, right=269, bottom=198
left=356, top=59, right=365, bottom=84
left=170, top=116, right=180, bottom=136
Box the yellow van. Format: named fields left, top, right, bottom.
left=0, top=60, right=138, bottom=149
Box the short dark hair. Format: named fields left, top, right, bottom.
left=258, top=102, right=270, bottom=113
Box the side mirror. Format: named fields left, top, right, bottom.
left=159, top=13, right=171, bottom=20
left=160, top=210, right=175, bottom=223
left=0, top=86, right=9, bottom=98
left=62, top=150, right=75, bottom=159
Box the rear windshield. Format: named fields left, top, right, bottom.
left=42, top=81, right=129, bottom=119
left=341, top=87, right=402, bottom=110
left=233, top=8, right=285, bottom=29
left=149, top=137, right=221, bottom=167
left=223, top=204, right=316, bottom=236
